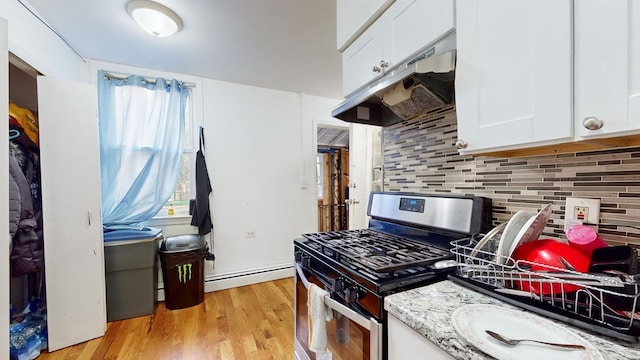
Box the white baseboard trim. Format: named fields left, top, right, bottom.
left=204, top=265, right=294, bottom=292
left=156, top=264, right=293, bottom=301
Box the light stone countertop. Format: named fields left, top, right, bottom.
left=384, top=279, right=640, bottom=360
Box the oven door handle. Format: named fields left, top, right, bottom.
left=295, top=262, right=380, bottom=331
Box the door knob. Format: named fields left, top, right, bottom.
left=372, top=65, right=381, bottom=73
left=583, top=117, right=604, bottom=130
left=455, top=139, right=468, bottom=149
left=379, top=60, right=389, bottom=69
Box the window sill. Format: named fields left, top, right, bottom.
left=143, top=215, right=193, bottom=227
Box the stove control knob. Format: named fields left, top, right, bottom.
left=345, top=286, right=360, bottom=303
left=301, top=256, right=311, bottom=268
left=332, top=278, right=346, bottom=292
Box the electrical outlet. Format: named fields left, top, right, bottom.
left=573, top=206, right=589, bottom=221
left=244, top=231, right=256, bottom=238
left=564, top=197, right=600, bottom=231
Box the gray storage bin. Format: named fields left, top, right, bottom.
left=103, top=227, right=162, bottom=321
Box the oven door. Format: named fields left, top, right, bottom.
left=294, top=262, right=383, bottom=360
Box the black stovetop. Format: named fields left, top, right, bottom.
left=301, top=228, right=452, bottom=273
left=294, top=219, right=464, bottom=294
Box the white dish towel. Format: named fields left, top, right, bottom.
left=308, top=283, right=333, bottom=355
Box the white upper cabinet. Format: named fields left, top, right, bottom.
left=341, top=0, right=455, bottom=97
left=574, top=0, right=640, bottom=139
left=342, top=20, right=385, bottom=97
left=382, top=0, right=454, bottom=66
left=455, top=0, right=573, bottom=154
left=336, top=0, right=394, bottom=51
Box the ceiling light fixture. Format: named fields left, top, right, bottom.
left=127, top=0, right=183, bottom=38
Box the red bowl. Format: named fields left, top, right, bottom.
left=511, top=239, right=590, bottom=295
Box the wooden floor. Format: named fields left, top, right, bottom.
left=38, top=278, right=294, bottom=360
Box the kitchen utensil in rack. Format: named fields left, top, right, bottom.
left=450, top=236, right=640, bottom=342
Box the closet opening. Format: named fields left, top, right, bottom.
left=9, top=52, right=47, bottom=357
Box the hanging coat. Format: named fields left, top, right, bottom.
left=9, top=155, right=43, bottom=277
left=191, top=127, right=213, bottom=235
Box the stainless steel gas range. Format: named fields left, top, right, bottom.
left=294, top=192, right=492, bottom=360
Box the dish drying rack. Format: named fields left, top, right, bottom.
left=449, top=236, right=640, bottom=342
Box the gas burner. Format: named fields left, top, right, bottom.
left=302, top=229, right=453, bottom=273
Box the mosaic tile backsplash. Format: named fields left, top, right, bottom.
left=383, top=105, right=640, bottom=247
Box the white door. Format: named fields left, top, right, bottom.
left=37, top=76, right=106, bottom=350
left=1, top=17, right=10, bottom=360
left=455, top=0, right=573, bottom=153
left=348, top=123, right=375, bottom=230
left=574, top=0, right=640, bottom=138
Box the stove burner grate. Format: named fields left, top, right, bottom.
left=302, top=229, right=452, bottom=273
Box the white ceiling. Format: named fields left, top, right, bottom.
left=21, top=0, right=343, bottom=99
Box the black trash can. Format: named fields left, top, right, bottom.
left=159, top=234, right=207, bottom=310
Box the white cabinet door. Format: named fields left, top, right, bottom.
left=455, top=0, right=573, bottom=154
left=1, top=17, right=9, bottom=360
left=342, top=20, right=385, bottom=96
left=37, top=76, right=106, bottom=351
left=336, top=0, right=394, bottom=51
left=341, top=0, right=455, bottom=97
left=383, top=0, right=454, bottom=66
left=575, top=0, right=640, bottom=138
left=388, top=314, right=454, bottom=360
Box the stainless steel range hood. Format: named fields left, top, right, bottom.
left=332, top=32, right=456, bottom=127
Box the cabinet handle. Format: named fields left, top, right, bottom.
left=583, top=117, right=604, bottom=130
left=372, top=65, right=381, bottom=73
left=455, top=139, right=468, bottom=149
left=379, top=60, right=389, bottom=69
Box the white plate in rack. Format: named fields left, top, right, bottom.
left=451, top=304, right=602, bottom=360
left=506, top=204, right=553, bottom=261
left=495, top=210, right=534, bottom=264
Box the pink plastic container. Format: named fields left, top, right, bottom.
left=565, top=224, right=608, bottom=257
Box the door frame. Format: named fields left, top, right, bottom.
left=1, top=17, right=10, bottom=359
left=313, top=120, right=376, bottom=231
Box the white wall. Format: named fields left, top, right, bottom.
left=202, top=81, right=319, bottom=278
left=1, top=4, right=94, bottom=359
left=1, top=17, right=9, bottom=360
left=1, top=1, right=88, bottom=81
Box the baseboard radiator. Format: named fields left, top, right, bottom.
left=156, top=263, right=294, bottom=301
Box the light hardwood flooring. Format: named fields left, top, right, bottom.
left=37, top=278, right=294, bottom=360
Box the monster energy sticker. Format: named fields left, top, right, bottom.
left=177, top=263, right=193, bottom=283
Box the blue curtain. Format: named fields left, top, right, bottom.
left=97, top=70, right=190, bottom=225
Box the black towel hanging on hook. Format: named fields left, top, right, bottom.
left=191, top=126, right=213, bottom=236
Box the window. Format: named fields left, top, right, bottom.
left=98, top=71, right=193, bottom=224
left=159, top=95, right=194, bottom=217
